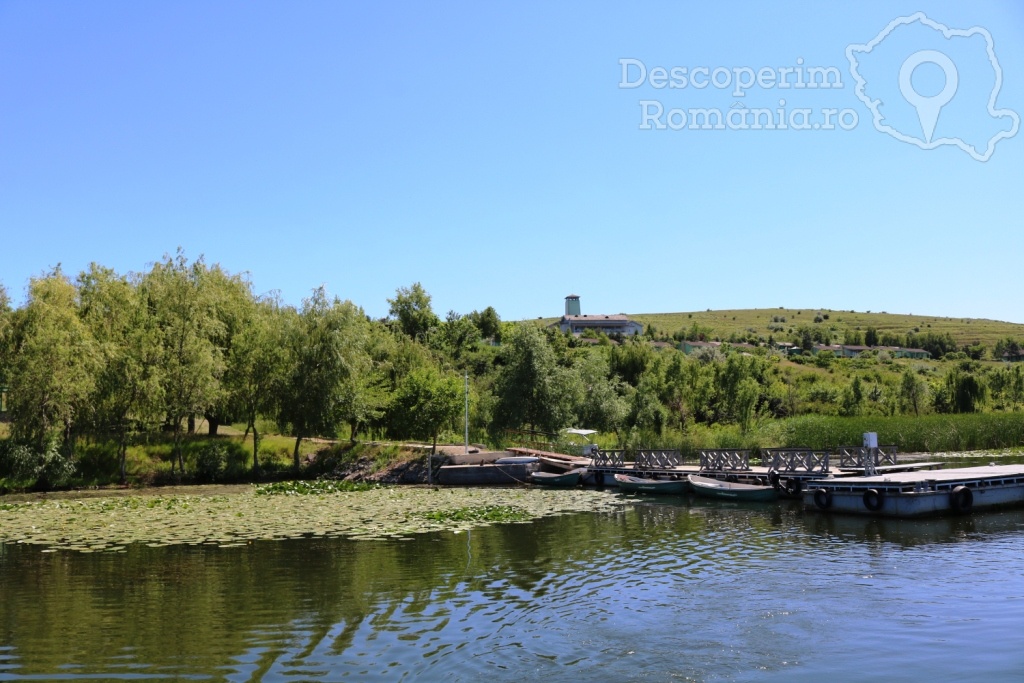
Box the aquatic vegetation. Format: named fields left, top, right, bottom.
left=420, top=504, right=531, bottom=524
left=253, top=479, right=383, bottom=495
left=0, top=486, right=626, bottom=552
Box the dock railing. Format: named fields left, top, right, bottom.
left=699, top=450, right=750, bottom=471
left=763, top=448, right=830, bottom=474
left=589, top=449, right=683, bottom=469
left=837, top=445, right=898, bottom=469
left=591, top=449, right=626, bottom=467
left=633, top=450, right=683, bottom=469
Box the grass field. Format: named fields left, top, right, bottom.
left=628, top=308, right=1024, bottom=348
left=538, top=308, right=1024, bottom=349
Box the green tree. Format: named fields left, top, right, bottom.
left=144, top=252, right=224, bottom=475
left=734, top=377, right=760, bottom=432
left=388, top=366, right=463, bottom=456
left=947, top=368, right=986, bottom=413
left=800, top=328, right=813, bottom=352
left=609, top=338, right=654, bottom=387
left=0, top=283, right=11, bottom=386
left=78, top=264, right=164, bottom=482
left=225, top=295, right=288, bottom=473
left=437, top=310, right=481, bottom=361
left=491, top=324, right=574, bottom=435
left=570, top=351, right=628, bottom=434
left=625, top=370, right=667, bottom=437
left=1009, top=365, right=1024, bottom=410
left=898, top=368, right=926, bottom=417
left=839, top=376, right=863, bottom=416
left=388, top=282, right=439, bottom=340
left=8, top=270, right=98, bottom=460
left=468, top=306, right=501, bottom=341
left=199, top=263, right=257, bottom=435
left=864, top=327, right=879, bottom=347
left=278, top=287, right=369, bottom=467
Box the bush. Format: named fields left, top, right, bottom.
left=0, top=440, right=76, bottom=489
left=189, top=440, right=249, bottom=483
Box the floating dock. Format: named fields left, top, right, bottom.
left=802, top=464, right=1024, bottom=517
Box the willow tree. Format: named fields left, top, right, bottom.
left=8, top=269, right=98, bottom=457
left=78, top=265, right=164, bottom=482
left=199, top=263, right=257, bottom=435
left=226, top=295, right=288, bottom=473
left=143, top=252, right=224, bottom=475
left=491, top=324, right=575, bottom=435
left=278, top=287, right=369, bottom=468
left=0, top=283, right=10, bottom=387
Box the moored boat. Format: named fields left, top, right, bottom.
left=614, top=473, right=687, bottom=495
left=688, top=474, right=778, bottom=502
left=530, top=468, right=586, bottom=487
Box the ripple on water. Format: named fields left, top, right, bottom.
left=3, top=501, right=1024, bottom=681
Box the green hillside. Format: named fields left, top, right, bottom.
left=624, top=308, right=1024, bottom=349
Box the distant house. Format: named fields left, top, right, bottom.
left=552, top=295, right=643, bottom=336
left=683, top=340, right=721, bottom=354
left=889, top=347, right=930, bottom=360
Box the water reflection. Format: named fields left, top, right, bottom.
left=2, top=502, right=1024, bottom=681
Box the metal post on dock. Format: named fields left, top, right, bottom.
left=863, top=432, right=878, bottom=477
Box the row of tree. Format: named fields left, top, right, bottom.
left=0, top=255, right=488, bottom=481
left=1, top=254, right=1021, bottom=483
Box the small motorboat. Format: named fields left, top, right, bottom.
left=614, top=473, right=687, bottom=495
left=687, top=474, right=778, bottom=502
left=530, top=468, right=586, bottom=487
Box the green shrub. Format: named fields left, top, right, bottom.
left=0, top=440, right=76, bottom=489
left=189, top=440, right=249, bottom=483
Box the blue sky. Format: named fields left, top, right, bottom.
left=1, top=1, right=1022, bottom=324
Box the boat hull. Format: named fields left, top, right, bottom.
left=614, top=474, right=687, bottom=495
left=530, top=468, right=585, bottom=487
left=688, top=475, right=778, bottom=502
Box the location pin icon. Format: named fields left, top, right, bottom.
left=899, top=50, right=958, bottom=143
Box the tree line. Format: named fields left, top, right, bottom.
left=0, top=253, right=1021, bottom=485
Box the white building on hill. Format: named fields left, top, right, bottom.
left=552, top=295, right=643, bottom=336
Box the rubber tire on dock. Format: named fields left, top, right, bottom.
left=950, top=485, right=973, bottom=514
left=785, top=478, right=802, bottom=496
left=813, top=488, right=833, bottom=510
left=862, top=488, right=884, bottom=512
left=768, top=470, right=781, bottom=491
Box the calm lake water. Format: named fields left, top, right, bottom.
left=2, top=496, right=1023, bottom=682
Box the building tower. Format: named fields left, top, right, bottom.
left=565, top=294, right=581, bottom=317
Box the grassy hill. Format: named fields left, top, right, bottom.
left=621, top=308, right=1024, bottom=349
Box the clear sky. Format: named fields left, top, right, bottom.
left=1, top=1, right=1022, bottom=323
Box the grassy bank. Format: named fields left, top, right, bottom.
left=606, top=412, right=1024, bottom=459
left=0, top=433, right=422, bottom=493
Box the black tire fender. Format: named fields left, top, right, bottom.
left=863, top=488, right=884, bottom=511
left=813, top=488, right=833, bottom=510
left=950, top=485, right=973, bottom=514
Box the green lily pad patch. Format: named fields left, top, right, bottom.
left=0, top=485, right=627, bottom=553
